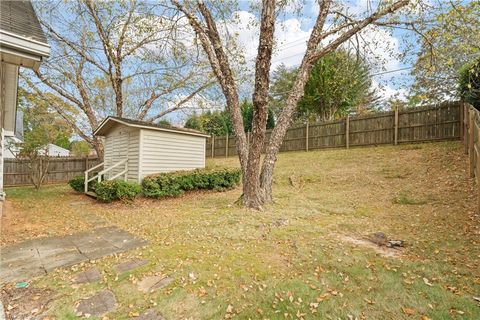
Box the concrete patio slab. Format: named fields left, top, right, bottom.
left=0, top=227, right=147, bottom=284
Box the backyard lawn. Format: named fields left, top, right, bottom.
left=1, top=141, right=479, bottom=319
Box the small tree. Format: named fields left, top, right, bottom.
left=70, top=140, right=92, bottom=157
left=184, top=101, right=274, bottom=135
left=270, top=51, right=379, bottom=122
left=9, top=128, right=51, bottom=191
left=9, top=90, right=72, bottom=190
left=459, top=57, right=480, bottom=110
left=411, top=1, right=480, bottom=103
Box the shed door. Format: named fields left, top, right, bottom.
left=108, top=130, right=130, bottom=179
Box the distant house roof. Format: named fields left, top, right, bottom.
left=0, top=1, right=48, bottom=44
left=94, top=116, right=210, bottom=138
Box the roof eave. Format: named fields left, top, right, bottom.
left=0, top=30, right=50, bottom=59
left=93, top=117, right=210, bottom=138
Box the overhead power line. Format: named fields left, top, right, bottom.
left=370, top=67, right=413, bottom=76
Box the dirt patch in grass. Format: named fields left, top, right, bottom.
left=339, top=235, right=404, bottom=258
left=1, top=284, right=57, bottom=320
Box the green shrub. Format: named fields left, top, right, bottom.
left=68, top=176, right=98, bottom=193
left=142, top=168, right=241, bottom=199
left=459, top=57, right=480, bottom=109
left=95, top=180, right=141, bottom=202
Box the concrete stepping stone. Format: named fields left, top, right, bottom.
left=115, top=259, right=148, bottom=273
left=75, top=289, right=116, bottom=317
left=73, top=267, right=101, bottom=284
left=130, top=308, right=165, bottom=320
left=138, top=276, right=174, bottom=293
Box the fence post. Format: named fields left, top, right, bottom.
left=211, top=135, right=215, bottom=158
left=469, top=109, right=475, bottom=178
left=345, top=115, right=350, bottom=149
left=305, top=122, right=309, bottom=151
left=460, top=102, right=464, bottom=141
left=465, top=104, right=469, bottom=155
left=477, top=126, right=480, bottom=213
left=85, top=157, right=89, bottom=171
left=225, top=132, right=229, bottom=158
left=394, top=106, right=399, bottom=145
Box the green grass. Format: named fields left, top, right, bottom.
left=3, top=141, right=479, bottom=319
left=393, top=190, right=428, bottom=205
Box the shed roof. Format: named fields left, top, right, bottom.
left=0, top=1, right=48, bottom=44
left=94, top=116, right=210, bottom=138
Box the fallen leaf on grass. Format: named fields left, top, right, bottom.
left=197, top=286, right=207, bottom=297
left=449, top=309, right=465, bottom=315
left=316, top=293, right=330, bottom=302
left=423, top=278, right=433, bottom=286
left=401, top=307, right=416, bottom=315
left=420, top=316, right=432, bottom=320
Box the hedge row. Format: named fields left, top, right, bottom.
left=68, top=176, right=140, bottom=202
left=68, top=168, right=241, bottom=202
left=95, top=180, right=141, bottom=203
left=142, top=168, right=241, bottom=198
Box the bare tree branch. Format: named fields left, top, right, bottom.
left=146, top=81, right=214, bottom=122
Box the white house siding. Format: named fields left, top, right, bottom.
left=103, top=124, right=140, bottom=182
left=139, top=129, right=206, bottom=179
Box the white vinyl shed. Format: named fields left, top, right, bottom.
left=92, top=117, right=210, bottom=184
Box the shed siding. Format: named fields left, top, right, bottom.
left=103, top=124, right=140, bottom=182
left=140, top=129, right=206, bottom=178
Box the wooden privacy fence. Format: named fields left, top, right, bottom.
left=4, top=157, right=101, bottom=187
left=206, top=101, right=462, bottom=157
left=462, top=103, right=480, bottom=212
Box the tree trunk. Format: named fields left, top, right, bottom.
left=242, top=0, right=276, bottom=209
left=92, top=137, right=104, bottom=159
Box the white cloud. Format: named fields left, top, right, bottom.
left=227, top=11, right=312, bottom=69
left=272, top=18, right=312, bottom=68
left=372, top=79, right=409, bottom=102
